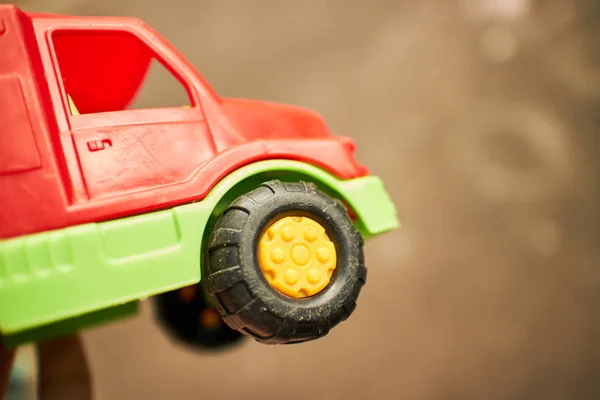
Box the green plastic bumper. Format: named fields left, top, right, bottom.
left=336, top=175, right=400, bottom=239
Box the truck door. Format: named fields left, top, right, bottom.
left=48, top=28, right=214, bottom=201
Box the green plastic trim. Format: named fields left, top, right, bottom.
left=67, top=95, right=80, bottom=115
left=0, top=159, right=399, bottom=344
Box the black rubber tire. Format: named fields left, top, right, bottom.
left=154, top=285, right=246, bottom=351
left=204, top=180, right=366, bottom=345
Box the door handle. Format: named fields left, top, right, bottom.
left=87, top=139, right=112, bottom=152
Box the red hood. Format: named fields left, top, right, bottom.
left=219, top=97, right=333, bottom=140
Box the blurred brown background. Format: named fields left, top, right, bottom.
left=8, top=0, right=600, bottom=399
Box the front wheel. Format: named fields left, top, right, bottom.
left=204, top=180, right=366, bottom=345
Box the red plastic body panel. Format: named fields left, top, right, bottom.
left=0, top=6, right=368, bottom=240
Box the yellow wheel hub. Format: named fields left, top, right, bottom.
left=200, top=308, right=222, bottom=330
left=258, top=216, right=337, bottom=298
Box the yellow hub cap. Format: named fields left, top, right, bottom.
left=258, top=216, right=337, bottom=298
left=200, top=308, right=222, bottom=330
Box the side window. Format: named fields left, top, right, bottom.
left=51, top=30, right=192, bottom=116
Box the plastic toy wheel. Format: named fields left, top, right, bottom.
left=204, top=180, right=366, bottom=345
left=153, top=284, right=246, bottom=351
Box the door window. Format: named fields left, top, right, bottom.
left=51, top=30, right=193, bottom=116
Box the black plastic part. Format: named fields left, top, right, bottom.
left=153, top=285, right=246, bottom=351
left=205, top=180, right=366, bottom=345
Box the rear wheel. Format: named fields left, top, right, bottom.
left=205, top=180, right=366, bottom=345
left=154, top=284, right=246, bottom=351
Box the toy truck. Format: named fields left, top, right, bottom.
left=0, top=5, right=399, bottom=349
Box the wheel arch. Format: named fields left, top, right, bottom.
left=188, top=158, right=397, bottom=286
left=199, top=160, right=370, bottom=246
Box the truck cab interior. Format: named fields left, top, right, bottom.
left=52, top=29, right=192, bottom=116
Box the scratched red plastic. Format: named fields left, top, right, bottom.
left=0, top=5, right=367, bottom=240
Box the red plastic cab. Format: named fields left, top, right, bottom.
left=0, top=5, right=367, bottom=240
